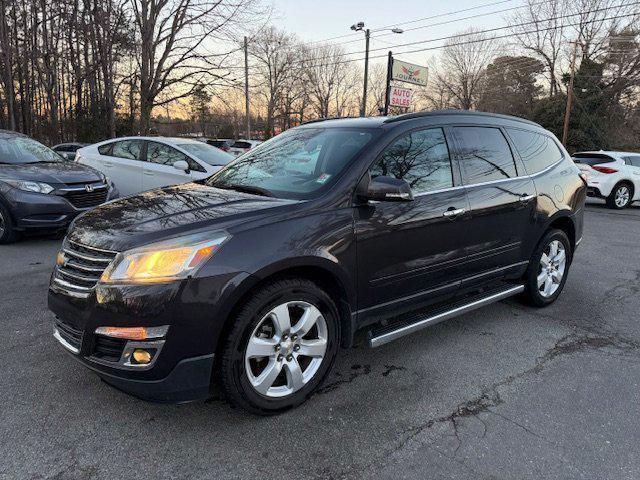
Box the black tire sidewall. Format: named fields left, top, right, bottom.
left=221, top=279, right=340, bottom=414
left=0, top=201, right=18, bottom=244
left=525, top=229, right=572, bottom=307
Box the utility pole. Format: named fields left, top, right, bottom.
left=244, top=36, right=251, bottom=140
left=562, top=41, right=581, bottom=147
left=361, top=29, right=370, bottom=117
left=383, top=51, right=393, bottom=116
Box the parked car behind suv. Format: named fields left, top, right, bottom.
left=76, top=137, right=234, bottom=196
left=51, top=142, right=88, bottom=161
left=48, top=111, right=585, bottom=414
left=0, top=130, right=116, bottom=243
left=573, top=151, right=640, bottom=209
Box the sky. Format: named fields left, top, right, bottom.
left=270, top=0, right=511, bottom=68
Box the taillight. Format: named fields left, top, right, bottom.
left=592, top=166, right=618, bottom=174
left=221, top=146, right=229, bottom=152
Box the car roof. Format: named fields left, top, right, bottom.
left=298, top=109, right=542, bottom=129
left=95, top=136, right=205, bottom=146
left=0, top=129, right=27, bottom=139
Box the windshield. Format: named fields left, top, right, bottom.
left=178, top=143, right=233, bottom=166
left=207, top=127, right=375, bottom=199
left=0, top=137, right=63, bottom=164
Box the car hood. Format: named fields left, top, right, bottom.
left=68, top=182, right=301, bottom=251
left=0, top=161, right=101, bottom=185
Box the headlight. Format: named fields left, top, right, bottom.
left=100, top=232, right=229, bottom=284
left=5, top=180, right=54, bottom=194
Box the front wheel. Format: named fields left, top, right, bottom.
left=606, top=183, right=633, bottom=209
left=0, top=202, right=20, bottom=244
left=219, top=278, right=340, bottom=415
left=521, top=229, right=572, bottom=307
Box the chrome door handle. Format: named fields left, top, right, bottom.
left=443, top=208, right=466, bottom=218
left=103, top=162, right=114, bottom=167
left=143, top=171, right=154, bottom=176
left=519, top=194, right=536, bottom=202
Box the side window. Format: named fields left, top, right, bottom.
left=98, top=143, right=113, bottom=155
left=454, top=127, right=517, bottom=184
left=111, top=140, right=143, bottom=160
left=147, top=142, right=204, bottom=172
left=232, top=141, right=251, bottom=149
left=370, top=127, right=453, bottom=194
left=507, top=129, right=564, bottom=174
left=623, top=155, right=640, bottom=167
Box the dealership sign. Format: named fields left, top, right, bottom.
left=391, top=59, right=428, bottom=87
left=389, top=86, right=413, bottom=108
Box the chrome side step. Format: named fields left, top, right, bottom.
left=368, top=284, right=525, bottom=348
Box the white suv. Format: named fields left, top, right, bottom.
left=573, top=151, right=640, bottom=209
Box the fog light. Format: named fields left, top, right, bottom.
left=132, top=349, right=152, bottom=364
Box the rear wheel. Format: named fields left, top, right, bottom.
left=521, top=229, right=572, bottom=307
left=606, top=183, right=633, bottom=209
left=219, top=278, right=340, bottom=415
left=0, top=202, right=20, bottom=244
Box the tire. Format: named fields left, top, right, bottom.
left=219, top=278, right=340, bottom=415
left=0, top=202, right=20, bottom=244
left=521, top=229, right=572, bottom=308
left=606, top=182, right=633, bottom=209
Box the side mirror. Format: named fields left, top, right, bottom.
left=173, top=160, right=189, bottom=172
left=359, top=175, right=414, bottom=202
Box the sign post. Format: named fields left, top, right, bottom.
left=383, top=54, right=428, bottom=115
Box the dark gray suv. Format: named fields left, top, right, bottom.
left=0, top=130, right=117, bottom=243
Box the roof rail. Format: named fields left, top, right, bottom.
left=383, top=109, right=540, bottom=127
left=300, top=116, right=356, bottom=125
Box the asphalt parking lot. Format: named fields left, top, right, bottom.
left=1, top=199, right=639, bottom=480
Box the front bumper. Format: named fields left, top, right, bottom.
left=3, top=183, right=118, bottom=231
left=48, top=269, right=252, bottom=403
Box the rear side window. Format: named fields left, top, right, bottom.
left=98, top=143, right=113, bottom=155
left=370, top=127, right=453, bottom=194
left=112, top=140, right=143, bottom=160
left=454, top=127, right=517, bottom=184
left=623, top=155, right=640, bottom=167
left=572, top=153, right=616, bottom=166
left=232, top=141, right=251, bottom=149
left=507, top=129, right=564, bottom=174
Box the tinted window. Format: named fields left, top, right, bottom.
left=178, top=143, right=233, bottom=167
left=370, top=128, right=453, bottom=194
left=147, top=142, right=205, bottom=173
left=208, top=128, right=374, bottom=200
left=572, top=153, right=616, bottom=166
left=507, top=129, right=564, bottom=174
left=623, top=155, right=640, bottom=167
left=0, top=136, right=62, bottom=164
left=454, top=127, right=517, bottom=184
left=232, top=141, right=251, bottom=149
left=98, top=143, right=113, bottom=155
left=112, top=140, right=143, bottom=160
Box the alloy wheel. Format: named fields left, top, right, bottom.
left=244, top=301, right=328, bottom=398
left=537, top=240, right=566, bottom=298
left=615, top=186, right=630, bottom=208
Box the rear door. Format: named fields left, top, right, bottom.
left=355, top=126, right=470, bottom=318
left=143, top=141, right=205, bottom=190
left=101, top=140, right=144, bottom=195
left=450, top=126, right=537, bottom=284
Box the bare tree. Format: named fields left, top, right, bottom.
left=435, top=29, right=497, bottom=110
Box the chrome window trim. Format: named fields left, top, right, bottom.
left=58, top=183, right=108, bottom=193
left=413, top=158, right=564, bottom=198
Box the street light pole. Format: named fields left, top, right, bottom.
left=361, top=29, right=370, bottom=117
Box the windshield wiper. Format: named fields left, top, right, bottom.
left=215, top=183, right=274, bottom=197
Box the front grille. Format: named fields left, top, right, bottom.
left=55, top=318, right=83, bottom=351
left=53, top=240, right=118, bottom=294
left=93, top=336, right=127, bottom=362
left=63, top=187, right=108, bottom=209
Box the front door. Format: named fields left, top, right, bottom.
left=143, top=141, right=198, bottom=191
left=449, top=126, right=537, bottom=284
left=355, top=127, right=471, bottom=321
